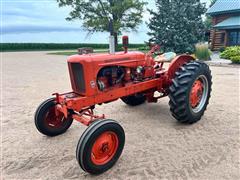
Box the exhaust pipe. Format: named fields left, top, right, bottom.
left=109, top=19, right=115, bottom=54
left=109, top=35, right=115, bottom=54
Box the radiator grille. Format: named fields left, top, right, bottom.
left=70, top=63, right=85, bottom=93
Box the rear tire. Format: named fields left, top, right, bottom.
left=168, top=61, right=212, bottom=124
left=121, top=93, right=146, bottom=106
left=35, top=98, right=73, bottom=136
left=76, top=119, right=125, bottom=174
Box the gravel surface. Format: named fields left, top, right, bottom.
left=1, top=51, right=240, bottom=180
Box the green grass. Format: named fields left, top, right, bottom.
left=48, top=49, right=109, bottom=56
left=48, top=51, right=78, bottom=56
left=48, top=48, right=143, bottom=56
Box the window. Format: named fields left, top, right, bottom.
left=220, top=33, right=225, bottom=44
left=228, top=30, right=240, bottom=46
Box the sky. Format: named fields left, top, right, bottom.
left=1, top=0, right=210, bottom=44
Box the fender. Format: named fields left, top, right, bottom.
left=167, top=54, right=195, bottom=80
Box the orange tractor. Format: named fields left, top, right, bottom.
left=35, top=36, right=212, bottom=174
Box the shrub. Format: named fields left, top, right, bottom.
left=220, top=46, right=240, bottom=63
left=219, top=47, right=225, bottom=52
left=230, top=56, right=240, bottom=64
left=195, top=43, right=211, bottom=61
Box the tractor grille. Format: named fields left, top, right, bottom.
left=69, top=63, right=85, bottom=93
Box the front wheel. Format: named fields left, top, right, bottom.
left=34, top=98, right=73, bottom=136
left=168, top=61, right=212, bottom=124
left=76, top=119, right=125, bottom=174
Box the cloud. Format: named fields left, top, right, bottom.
left=2, top=25, right=82, bottom=34
left=2, top=0, right=82, bottom=35
left=2, top=0, right=75, bottom=25
left=3, top=9, right=45, bottom=20
left=2, top=0, right=210, bottom=43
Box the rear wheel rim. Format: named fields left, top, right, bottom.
left=91, top=131, right=119, bottom=165
left=190, top=75, right=209, bottom=113
left=44, top=106, right=67, bottom=129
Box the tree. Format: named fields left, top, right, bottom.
left=210, top=0, right=217, bottom=7
left=57, top=0, right=147, bottom=48
left=147, top=0, right=206, bottom=53
left=204, top=0, right=218, bottom=31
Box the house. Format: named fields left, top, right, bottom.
left=207, top=0, right=240, bottom=51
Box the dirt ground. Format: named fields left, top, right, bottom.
left=1, top=51, right=240, bottom=180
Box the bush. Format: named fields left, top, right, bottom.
left=220, top=46, right=240, bottom=63
left=230, top=56, right=240, bottom=64
left=219, top=47, right=225, bottom=52
left=195, top=43, right=211, bottom=61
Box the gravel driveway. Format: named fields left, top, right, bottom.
left=1, top=51, right=240, bottom=180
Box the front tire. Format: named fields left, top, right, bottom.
left=34, top=98, right=73, bottom=136
left=76, top=119, right=125, bottom=174
left=168, top=61, right=212, bottom=124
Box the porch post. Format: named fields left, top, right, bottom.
left=224, top=30, right=228, bottom=47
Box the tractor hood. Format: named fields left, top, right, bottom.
left=67, top=51, right=146, bottom=66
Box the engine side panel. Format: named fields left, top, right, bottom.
left=67, top=52, right=150, bottom=96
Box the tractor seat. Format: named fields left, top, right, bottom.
left=154, top=52, right=176, bottom=63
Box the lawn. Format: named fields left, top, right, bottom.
left=48, top=49, right=109, bottom=56
left=48, top=48, right=145, bottom=56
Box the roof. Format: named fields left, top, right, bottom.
left=207, top=0, right=240, bottom=15
left=214, top=16, right=240, bottom=29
